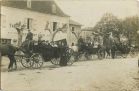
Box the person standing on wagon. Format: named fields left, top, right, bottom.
left=26, top=29, right=33, bottom=41
left=25, top=29, right=33, bottom=53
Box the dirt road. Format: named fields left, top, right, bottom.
left=1, top=57, right=139, bottom=91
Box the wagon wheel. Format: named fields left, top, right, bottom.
left=67, top=55, right=75, bottom=65
left=51, top=58, right=60, bottom=65
left=21, top=56, right=34, bottom=68
left=97, top=49, right=105, bottom=60
left=66, top=48, right=75, bottom=65
left=31, top=53, right=44, bottom=69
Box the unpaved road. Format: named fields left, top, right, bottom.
left=1, top=57, right=139, bottom=91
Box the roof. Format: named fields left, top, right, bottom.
left=1, top=0, right=69, bottom=17
left=69, top=20, right=82, bottom=26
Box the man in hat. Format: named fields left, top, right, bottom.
left=23, top=29, right=33, bottom=57
left=26, top=29, right=33, bottom=41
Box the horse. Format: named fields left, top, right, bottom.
left=103, top=35, right=113, bottom=58
left=0, top=44, right=18, bottom=71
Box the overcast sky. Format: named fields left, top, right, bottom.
left=55, top=0, right=139, bottom=27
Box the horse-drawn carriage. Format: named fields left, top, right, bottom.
left=0, top=39, right=74, bottom=71
left=17, top=39, right=74, bottom=68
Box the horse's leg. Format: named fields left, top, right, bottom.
left=103, top=49, right=106, bottom=58
left=105, top=49, right=109, bottom=58
left=13, top=56, right=17, bottom=70
left=8, top=55, right=14, bottom=71
left=8, top=54, right=17, bottom=71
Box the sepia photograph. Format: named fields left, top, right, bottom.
left=0, top=0, right=139, bottom=91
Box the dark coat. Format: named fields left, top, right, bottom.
left=26, top=32, right=33, bottom=40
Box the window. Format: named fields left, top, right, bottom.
left=53, top=22, right=57, bottom=31
left=27, top=0, right=31, bottom=8
left=26, top=18, right=33, bottom=29
left=52, top=4, right=56, bottom=14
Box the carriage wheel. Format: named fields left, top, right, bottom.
left=21, top=56, right=34, bottom=68
left=51, top=58, right=60, bottom=65
left=31, top=54, right=44, bottom=69
left=67, top=55, right=75, bottom=65
left=66, top=48, right=75, bottom=65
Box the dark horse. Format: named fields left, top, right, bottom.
left=0, top=44, right=18, bottom=71
left=103, top=35, right=113, bottom=58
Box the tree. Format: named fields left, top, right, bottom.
left=14, top=22, right=26, bottom=47
left=45, top=22, right=68, bottom=42
left=122, top=16, right=139, bottom=46
left=93, top=13, right=122, bottom=39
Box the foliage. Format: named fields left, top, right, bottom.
left=121, top=16, right=139, bottom=46
left=93, top=13, right=139, bottom=46
left=93, top=13, right=122, bottom=38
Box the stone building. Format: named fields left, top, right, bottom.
left=69, top=19, right=82, bottom=45
left=1, top=0, right=75, bottom=45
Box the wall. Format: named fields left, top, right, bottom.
left=80, top=30, right=93, bottom=41
left=69, top=24, right=81, bottom=45
left=1, top=6, right=71, bottom=45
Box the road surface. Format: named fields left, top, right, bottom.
left=1, top=57, right=139, bottom=91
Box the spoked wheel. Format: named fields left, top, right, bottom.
left=65, top=48, right=75, bottom=65
left=67, top=55, right=75, bottom=65
left=21, top=56, right=34, bottom=68
left=51, top=58, right=60, bottom=65
left=31, top=53, right=44, bottom=69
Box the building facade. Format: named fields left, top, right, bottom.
left=1, top=0, right=74, bottom=45
left=69, top=20, right=82, bottom=45
left=80, top=27, right=94, bottom=42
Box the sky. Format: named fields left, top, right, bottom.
left=55, top=0, right=139, bottom=27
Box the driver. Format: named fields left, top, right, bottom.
left=22, top=29, right=33, bottom=58
left=26, top=29, right=33, bottom=41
